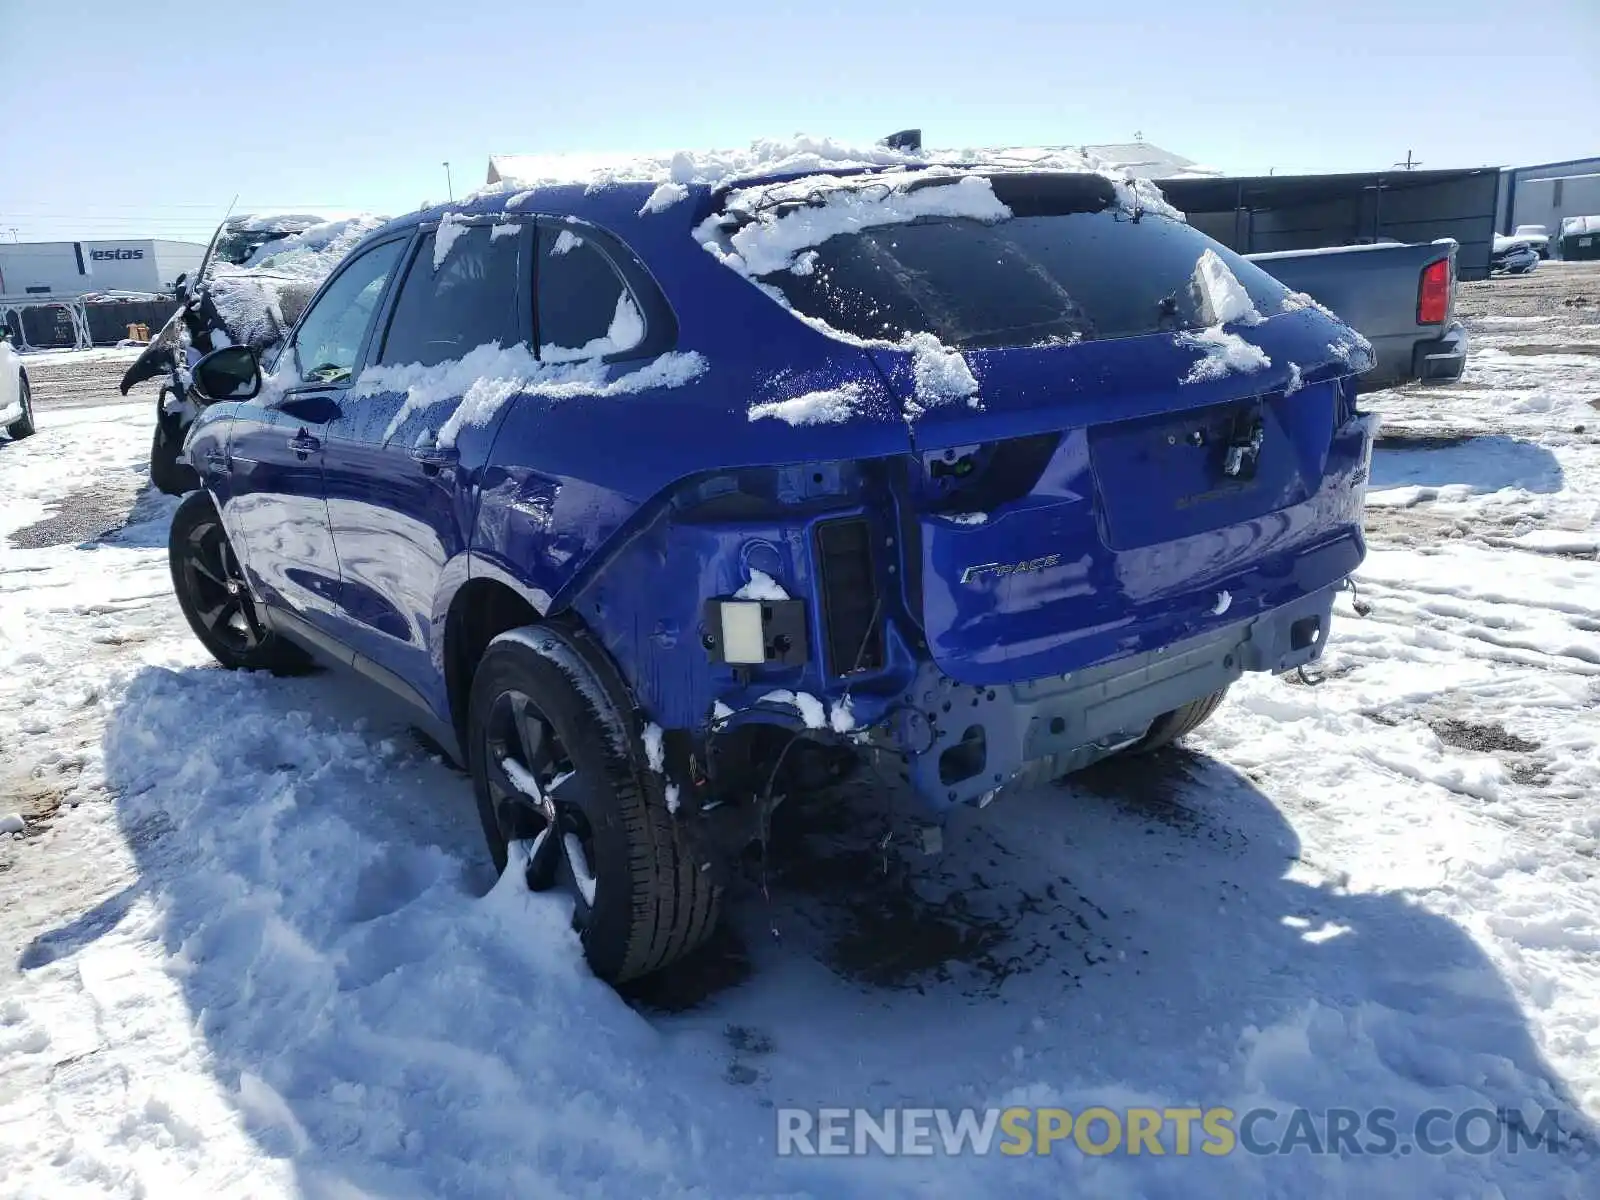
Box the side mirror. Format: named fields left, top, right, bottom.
left=191, top=345, right=262, bottom=402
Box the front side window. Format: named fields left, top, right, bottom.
left=536, top=226, right=645, bottom=361
left=286, top=238, right=405, bottom=384
left=380, top=224, right=523, bottom=368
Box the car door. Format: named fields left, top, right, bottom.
left=322, top=218, right=528, bottom=719
left=226, top=236, right=408, bottom=650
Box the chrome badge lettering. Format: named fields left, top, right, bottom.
left=960, top=554, right=1062, bottom=585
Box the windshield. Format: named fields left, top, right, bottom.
left=755, top=203, right=1291, bottom=349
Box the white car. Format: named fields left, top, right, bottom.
left=1512, top=224, right=1551, bottom=259
left=0, top=329, right=35, bottom=441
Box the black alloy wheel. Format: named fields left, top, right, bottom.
left=168, top=491, right=312, bottom=673
left=483, top=688, right=602, bottom=920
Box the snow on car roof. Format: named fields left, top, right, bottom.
left=480, top=136, right=1184, bottom=221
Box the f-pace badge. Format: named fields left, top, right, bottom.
left=960, top=554, right=1061, bottom=585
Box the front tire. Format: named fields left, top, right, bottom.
left=168, top=491, right=312, bottom=673
left=467, top=628, right=720, bottom=982
left=6, top=374, right=34, bottom=440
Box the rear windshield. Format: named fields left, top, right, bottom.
left=754, top=187, right=1291, bottom=349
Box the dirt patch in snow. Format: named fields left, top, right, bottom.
left=1499, top=343, right=1600, bottom=358
left=8, top=480, right=149, bottom=550
left=1429, top=717, right=1541, bottom=754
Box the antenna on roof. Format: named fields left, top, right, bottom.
left=881, top=129, right=922, bottom=152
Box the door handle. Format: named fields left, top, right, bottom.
left=287, top=428, right=321, bottom=457
left=408, top=436, right=459, bottom=470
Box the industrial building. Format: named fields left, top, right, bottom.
left=1496, top=155, right=1600, bottom=244
left=0, top=238, right=206, bottom=299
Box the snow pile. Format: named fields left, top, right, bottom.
left=639, top=182, right=689, bottom=215
left=757, top=689, right=828, bottom=730
left=1178, top=326, right=1272, bottom=383
left=200, top=214, right=388, bottom=355
left=550, top=229, right=583, bottom=256
left=641, top=722, right=665, bottom=772
left=486, top=135, right=936, bottom=195
left=542, top=293, right=644, bottom=362
left=352, top=340, right=707, bottom=448
left=1192, top=249, right=1263, bottom=326
left=828, top=695, right=856, bottom=734
left=235, top=215, right=388, bottom=276
left=747, top=382, right=863, bottom=425
left=906, top=332, right=981, bottom=414
left=485, top=136, right=1184, bottom=221
left=700, top=172, right=1011, bottom=277
left=733, top=569, right=789, bottom=601
left=432, top=212, right=470, bottom=268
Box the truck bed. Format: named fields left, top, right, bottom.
left=1249, top=241, right=1467, bottom=392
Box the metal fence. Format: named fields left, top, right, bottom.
left=2, top=298, right=178, bottom=348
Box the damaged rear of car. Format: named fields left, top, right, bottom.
left=163, top=155, right=1379, bottom=982
left=613, top=169, right=1376, bottom=832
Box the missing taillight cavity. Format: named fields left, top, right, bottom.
left=1417, top=259, right=1451, bottom=325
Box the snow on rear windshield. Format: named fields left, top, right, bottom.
left=746, top=178, right=1287, bottom=349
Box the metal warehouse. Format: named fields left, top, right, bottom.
left=1496, top=155, right=1600, bottom=240
left=0, top=238, right=206, bottom=299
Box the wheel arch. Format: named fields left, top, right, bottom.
left=439, top=569, right=645, bottom=765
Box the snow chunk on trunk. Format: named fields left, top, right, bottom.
left=747, top=383, right=862, bottom=426
left=1178, top=327, right=1272, bottom=383
left=734, top=569, right=789, bottom=601
left=905, top=332, right=980, bottom=416
left=1193, top=249, right=1262, bottom=326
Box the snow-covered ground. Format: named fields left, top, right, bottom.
left=2, top=269, right=1598, bottom=1197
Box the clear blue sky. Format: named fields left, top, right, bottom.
left=1, top=0, right=1594, bottom=244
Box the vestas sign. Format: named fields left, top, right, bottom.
left=90, top=248, right=145, bottom=261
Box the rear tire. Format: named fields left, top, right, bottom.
left=1128, top=687, right=1230, bottom=754
left=6, top=375, right=35, bottom=440
left=168, top=491, right=312, bottom=674
left=467, top=627, right=721, bottom=982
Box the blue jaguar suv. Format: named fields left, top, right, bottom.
left=169, top=160, right=1378, bottom=980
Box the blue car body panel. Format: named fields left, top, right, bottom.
left=185, top=170, right=1377, bottom=813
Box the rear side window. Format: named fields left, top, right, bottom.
left=536, top=226, right=646, bottom=361
left=380, top=224, right=523, bottom=367
left=754, top=195, right=1292, bottom=349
